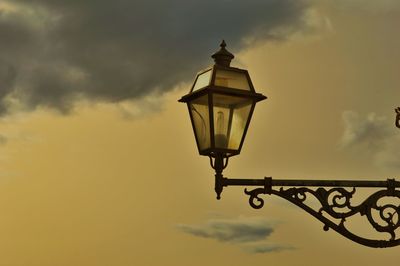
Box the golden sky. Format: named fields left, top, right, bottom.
left=0, top=0, right=400, bottom=265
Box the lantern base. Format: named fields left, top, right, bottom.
left=209, top=153, right=229, bottom=199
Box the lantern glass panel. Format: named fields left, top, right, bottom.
left=214, top=69, right=251, bottom=91
left=212, top=94, right=253, bottom=150
left=189, top=94, right=211, bottom=151
left=192, top=70, right=212, bottom=92
left=229, top=102, right=253, bottom=150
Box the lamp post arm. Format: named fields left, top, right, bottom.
left=216, top=175, right=400, bottom=248
left=222, top=177, right=400, bottom=188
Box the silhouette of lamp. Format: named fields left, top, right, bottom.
left=179, top=41, right=400, bottom=248
left=179, top=40, right=266, bottom=158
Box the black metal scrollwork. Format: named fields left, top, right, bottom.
left=245, top=186, right=400, bottom=248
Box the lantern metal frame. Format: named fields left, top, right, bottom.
left=180, top=41, right=400, bottom=248
left=179, top=44, right=266, bottom=158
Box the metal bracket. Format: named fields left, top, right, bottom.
left=241, top=178, right=400, bottom=248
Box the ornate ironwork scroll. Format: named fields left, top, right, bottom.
left=244, top=180, right=400, bottom=248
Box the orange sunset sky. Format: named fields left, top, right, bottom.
left=0, top=0, right=399, bottom=265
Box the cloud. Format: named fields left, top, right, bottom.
left=0, top=0, right=313, bottom=115
left=339, top=111, right=400, bottom=169
left=178, top=217, right=274, bottom=243
left=177, top=216, right=292, bottom=253
left=322, top=0, right=400, bottom=13
left=339, top=111, right=392, bottom=150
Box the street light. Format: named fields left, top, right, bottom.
left=179, top=41, right=400, bottom=248
left=179, top=40, right=266, bottom=199
left=179, top=41, right=266, bottom=158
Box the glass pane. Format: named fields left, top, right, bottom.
left=213, top=94, right=253, bottom=150
left=213, top=106, right=231, bottom=149
left=214, top=69, right=251, bottom=91
left=228, top=102, right=252, bottom=150
left=192, top=70, right=212, bottom=92
left=189, top=95, right=211, bottom=151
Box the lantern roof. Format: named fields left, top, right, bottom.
left=179, top=41, right=267, bottom=104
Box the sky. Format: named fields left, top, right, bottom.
left=0, top=0, right=400, bottom=265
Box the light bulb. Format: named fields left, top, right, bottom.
left=215, top=111, right=227, bottom=148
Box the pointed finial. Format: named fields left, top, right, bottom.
left=212, top=40, right=234, bottom=67
left=220, top=40, right=226, bottom=48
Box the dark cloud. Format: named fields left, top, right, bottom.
left=177, top=216, right=292, bottom=253
left=0, top=0, right=311, bottom=115
left=0, top=62, right=16, bottom=113
left=178, top=217, right=274, bottom=243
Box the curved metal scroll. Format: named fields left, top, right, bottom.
left=244, top=186, right=400, bottom=248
